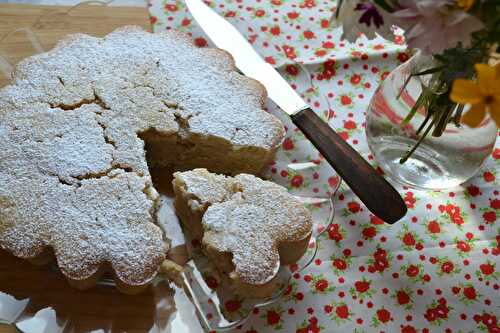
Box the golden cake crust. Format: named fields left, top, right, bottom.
left=0, top=26, right=285, bottom=291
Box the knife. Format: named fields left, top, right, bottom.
left=185, top=0, right=407, bottom=224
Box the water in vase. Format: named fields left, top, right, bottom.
left=365, top=58, right=497, bottom=190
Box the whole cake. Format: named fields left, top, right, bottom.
left=173, top=169, right=313, bottom=298
left=0, top=26, right=284, bottom=293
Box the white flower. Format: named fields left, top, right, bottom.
left=334, top=0, right=395, bottom=42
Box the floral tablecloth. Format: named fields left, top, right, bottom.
left=149, top=1, right=499, bottom=332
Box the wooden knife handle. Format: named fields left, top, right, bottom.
left=291, top=108, right=407, bottom=224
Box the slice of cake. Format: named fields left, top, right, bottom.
left=173, top=169, right=312, bottom=298
left=0, top=26, right=284, bottom=293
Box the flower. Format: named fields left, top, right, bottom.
left=355, top=3, right=384, bottom=29
left=451, top=64, right=500, bottom=127
left=456, top=0, right=475, bottom=11
left=194, top=38, right=208, bottom=48
left=374, top=248, right=387, bottom=260
left=441, top=261, right=454, bottom=273
left=336, top=304, right=349, bottom=318
left=457, top=240, right=471, bottom=252
left=315, top=279, right=329, bottom=291
left=427, top=220, right=440, bottom=233
left=402, top=232, right=416, bottom=246
left=397, top=290, right=410, bottom=305
left=333, top=258, right=347, bottom=270
left=291, top=175, right=304, bottom=187
left=362, top=226, right=377, bottom=239
left=463, top=286, right=477, bottom=299
left=334, top=0, right=394, bottom=42
left=354, top=280, right=370, bottom=292
left=266, top=310, right=281, bottom=325
left=282, top=138, right=294, bottom=150
left=392, top=0, right=484, bottom=54
left=480, top=262, right=495, bottom=275
left=401, top=326, right=417, bottom=333
left=406, top=265, right=419, bottom=277
left=376, top=308, right=391, bottom=323
left=347, top=201, right=361, bottom=213
left=374, top=258, right=389, bottom=271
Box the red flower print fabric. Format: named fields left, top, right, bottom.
left=149, top=0, right=499, bottom=332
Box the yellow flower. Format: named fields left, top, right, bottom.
left=456, top=0, right=475, bottom=11
left=450, top=64, right=500, bottom=127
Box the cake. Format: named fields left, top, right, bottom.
left=0, top=26, right=285, bottom=293
left=172, top=169, right=313, bottom=298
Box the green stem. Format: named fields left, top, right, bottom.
left=397, top=74, right=412, bottom=100
left=432, top=105, right=454, bottom=137
left=401, top=89, right=428, bottom=125
left=399, top=114, right=439, bottom=164
left=412, top=66, right=446, bottom=77
left=397, top=66, right=445, bottom=100
left=416, top=110, right=433, bottom=135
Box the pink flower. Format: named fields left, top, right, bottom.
left=392, top=0, right=484, bottom=55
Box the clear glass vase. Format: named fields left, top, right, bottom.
left=366, top=52, right=498, bottom=190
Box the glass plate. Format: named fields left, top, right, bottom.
left=0, top=173, right=339, bottom=333
left=179, top=175, right=338, bottom=332
left=0, top=2, right=341, bottom=332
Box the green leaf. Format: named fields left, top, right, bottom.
left=373, top=0, right=394, bottom=13
left=411, top=66, right=446, bottom=77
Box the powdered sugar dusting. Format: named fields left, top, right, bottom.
left=175, top=169, right=230, bottom=204
left=175, top=169, right=313, bottom=285
left=0, top=26, right=284, bottom=287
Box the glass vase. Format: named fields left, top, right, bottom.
left=366, top=52, right=498, bottom=190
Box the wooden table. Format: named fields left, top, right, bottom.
left=0, top=250, right=161, bottom=332
left=0, top=3, right=150, bottom=87
left=0, top=4, right=162, bottom=332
